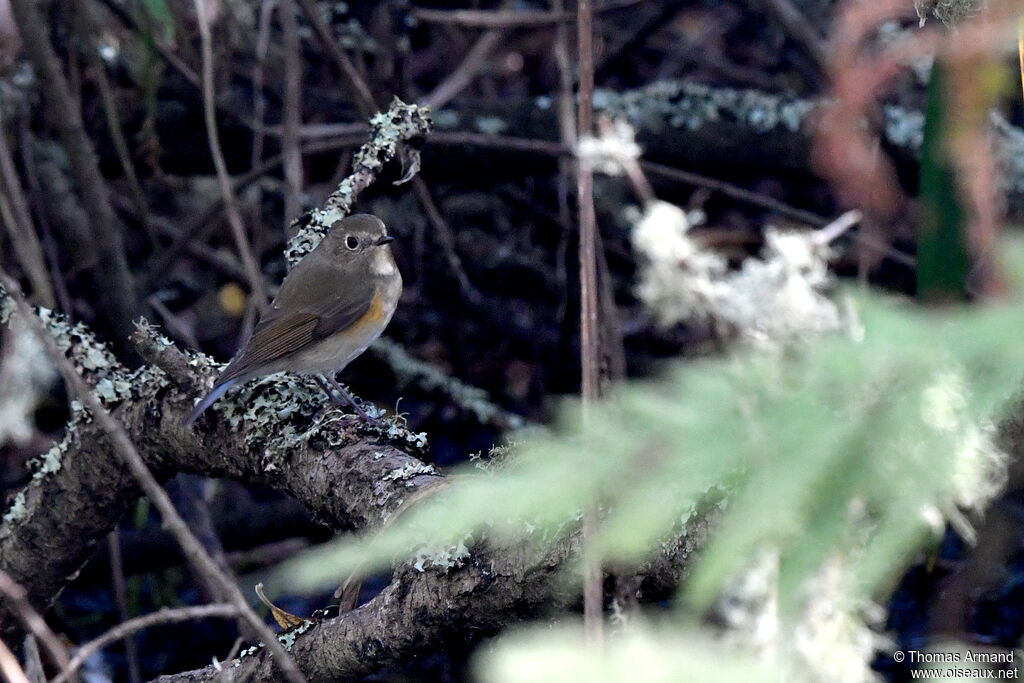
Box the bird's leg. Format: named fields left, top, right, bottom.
left=321, top=374, right=379, bottom=424
left=314, top=375, right=343, bottom=405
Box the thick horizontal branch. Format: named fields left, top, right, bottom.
left=0, top=309, right=707, bottom=680
left=0, top=314, right=440, bottom=640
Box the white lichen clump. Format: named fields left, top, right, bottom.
left=632, top=201, right=843, bottom=349
left=917, top=371, right=1008, bottom=541
left=790, top=558, right=886, bottom=683
left=713, top=551, right=884, bottom=683
left=577, top=119, right=641, bottom=177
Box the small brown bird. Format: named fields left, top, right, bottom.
left=185, top=214, right=402, bottom=425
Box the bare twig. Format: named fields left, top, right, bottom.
left=0, top=637, right=28, bottom=683
left=639, top=160, right=829, bottom=226
left=756, top=0, right=828, bottom=73
left=411, top=178, right=481, bottom=304
left=0, top=116, right=54, bottom=308
left=106, top=532, right=142, bottom=683
left=74, top=0, right=155, bottom=251
left=9, top=0, right=138, bottom=340
left=251, top=0, right=276, bottom=169
left=15, top=121, right=72, bottom=314
left=1018, top=17, right=1024, bottom=102
left=552, top=0, right=575, bottom=324
left=280, top=0, right=304, bottom=229
left=92, top=0, right=269, bottom=136
left=575, top=0, right=604, bottom=646
left=53, top=605, right=240, bottom=683
left=812, top=209, right=863, bottom=246
left=0, top=571, right=71, bottom=672
left=193, top=0, right=268, bottom=311
left=412, top=0, right=641, bottom=28
left=422, top=29, right=505, bottom=110
left=141, top=132, right=368, bottom=291
left=0, top=274, right=305, bottom=683
left=294, top=0, right=377, bottom=117
left=428, top=131, right=833, bottom=226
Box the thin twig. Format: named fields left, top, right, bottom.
left=106, top=532, right=142, bottom=683
left=217, top=637, right=245, bottom=682
left=596, top=117, right=654, bottom=205
left=0, top=115, right=54, bottom=308
left=142, top=132, right=368, bottom=292
left=294, top=0, right=377, bottom=117
left=280, top=0, right=304, bottom=229
left=9, top=0, right=138, bottom=340
left=93, top=0, right=269, bottom=136
left=193, top=0, right=268, bottom=312
left=756, top=0, right=828, bottom=73
left=428, top=131, right=832, bottom=226
left=74, top=0, right=155, bottom=251
left=53, top=605, right=240, bottom=683
left=251, top=0, right=276, bottom=169
left=812, top=209, right=863, bottom=246
left=422, top=29, right=505, bottom=110
left=575, top=0, right=604, bottom=646
left=16, top=120, right=72, bottom=314
left=1018, top=15, right=1024, bottom=102
left=552, top=0, right=575, bottom=323
left=22, top=635, right=45, bottom=683
left=0, top=274, right=306, bottom=683
left=412, top=0, right=641, bottom=28
left=0, top=637, right=29, bottom=683
left=411, top=177, right=481, bottom=304
left=0, top=571, right=71, bottom=672
left=639, top=160, right=828, bottom=226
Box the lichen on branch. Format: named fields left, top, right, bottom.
left=284, top=98, right=433, bottom=265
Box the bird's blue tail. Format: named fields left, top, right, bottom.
left=183, top=378, right=239, bottom=427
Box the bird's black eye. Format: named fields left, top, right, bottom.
left=345, top=235, right=359, bottom=250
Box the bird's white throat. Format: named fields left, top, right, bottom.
left=372, top=247, right=397, bottom=276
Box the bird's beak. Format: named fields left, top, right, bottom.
left=376, top=235, right=395, bottom=246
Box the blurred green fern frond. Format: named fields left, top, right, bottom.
left=276, top=251, right=1024, bottom=621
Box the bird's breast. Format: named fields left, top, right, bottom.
left=287, top=274, right=401, bottom=375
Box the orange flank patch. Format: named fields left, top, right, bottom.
left=348, top=292, right=386, bottom=332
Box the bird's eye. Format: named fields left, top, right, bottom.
left=345, top=235, right=359, bottom=250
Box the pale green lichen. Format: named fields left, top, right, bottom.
left=474, top=116, right=508, bottom=135
left=469, top=442, right=519, bottom=473
left=412, top=537, right=472, bottom=573
left=277, top=620, right=315, bottom=651
left=285, top=99, right=432, bottom=265
left=383, top=462, right=438, bottom=485
left=230, top=619, right=315, bottom=667
left=0, top=289, right=121, bottom=389
left=133, top=318, right=174, bottom=351
left=2, top=434, right=75, bottom=523
left=2, top=490, right=27, bottom=523
left=30, top=441, right=66, bottom=480
left=883, top=106, right=925, bottom=149
left=593, top=79, right=931, bottom=162
left=594, top=81, right=815, bottom=135
left=206, top=371, right=429, bottom=475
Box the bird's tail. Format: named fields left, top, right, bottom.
left=183, top=378, right=239, bottom=427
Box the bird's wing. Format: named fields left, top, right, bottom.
left=218, top=268, right=376, bottom=382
